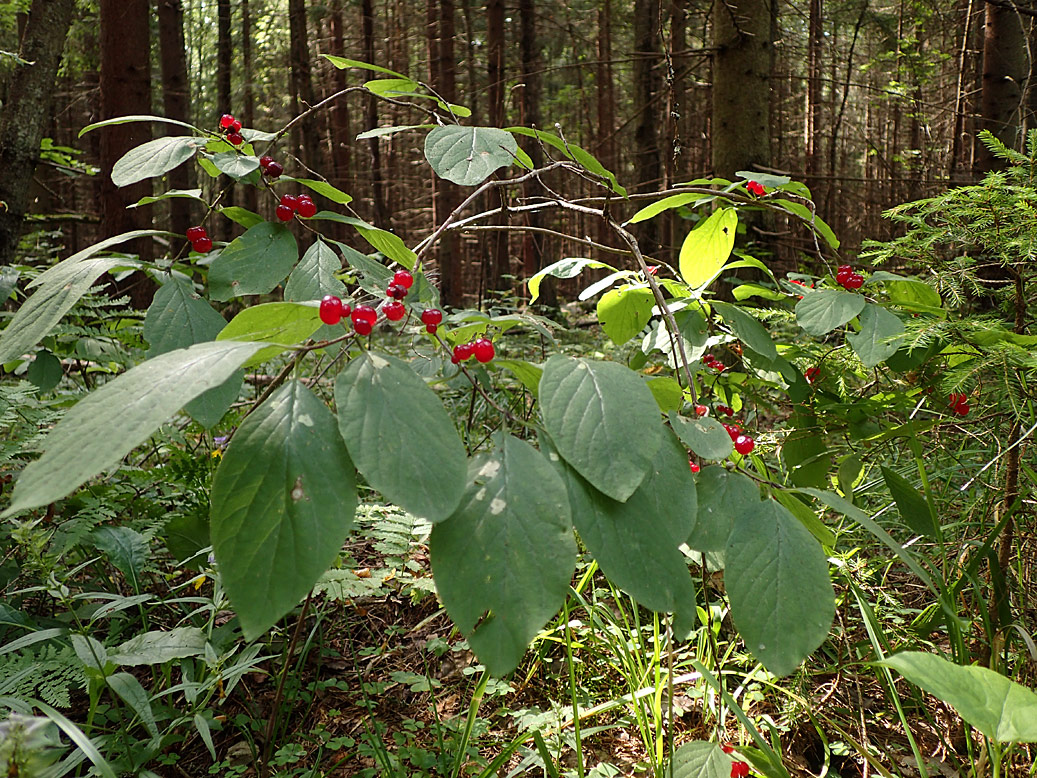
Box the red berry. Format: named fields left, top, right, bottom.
left=426, top=323, right=438, bottom=334
left=352, top=304, right=378, bottom=326
left=805, top=366, right=820, bottom=383
left=280, top=194, right=299, bottom=210
left=230, top=119, right=242, bottom=133
left=319, top=295, right=344, bottom=325
left=956, top=401, right=970, bottom=416
left=721, top=744, right=734, bottom=755
left=716, top=404, right=734, bottom=417
left=259, top=155, right=274, bottom=169
left=694, top=404, right=708, bottom=417
left=226, top=132, right=244, bottom=146
left=386, top=283, right=408, bottom=300
left=297, top=199, right=318, bottom=218
left=453, top=343, right=474, bottom=363
left=421, top=308, right=443, bottom=326
left=186, top=226, right=207, bottom=242
left=383, top=300, right=406, bottom=321
left=354, top=319, right=373, bottom=336
left=734, top=435, right=755, bottom=456
left=844, top=273, right=864, bottom=290
left=472, top=337, right=495, bottom=363
left=746, top=180, right=765, bottom=196
left=723, top=423, right=742, bottom=440
left=264, top=161, right=284, bottom=178
left=837, top=264, right=852, bottom=274
left=275, top=204, right=294, bottom=222
left=392, top=269, right=414, bottom=289
left=645, top=265, right=660, bottom=276
left=730, top=761, right=751, bottom=778
left=689, top=461, right=700, bottom=473
left=191, top=236, right=213, bottom=253
left=219, top=114, right=235, bottom=129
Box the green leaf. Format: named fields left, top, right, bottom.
left=772, top=199, right=839, bottom=249
left=208, top=222, right=299, bottom=301
left=505, top=126, right=626, bottom=196
left=494, top=359, right=543, bottom=396
left=424, top=125, right=519, bottom=186
left=335, top=352, right=467, bottom=522
left=129, top=188, right=204, bottom=209
left=280, top=177, right=353, bottom=205
left=885, top=278, right=944, bottom=313
left=26, top=350, right=62, bottom=392
left=773, top=490, right=836, bottom=548
left=314, top=213, right=416, bottom=268
left=108, top=627, right=207, bottom=666
left=626, top=193, right=709, bottom=224
left=527, top=257, right=616, bottom=304
left=795, top=289, right=866, bottom=336
left=0, top=256, right=139, bottom=364
left=667, top=741, right=735, bottom=778
left=3, top=340, right=264, bottom=516
left=711, top=301, right=778, bottom=362
left=725, top=497, right=835, bottom=677
left=430, top=435, right=576, bottom=676
left=781, top=410, right=831, bottom=488
left=735, top=170, right=791, bottom=187
left=733, top=283, right=786, bottom=302
left=79, top=114, right=201, bottom=137
left=91, top=527, right=147, bottom=584
left=355, top=124, right=433, bottom=140
left=31, top=702, right=117, bottom=778
left=847, top=303, right=905, bottom=367
left=686, top=465, right=759, bottom=552
left=284, top=239, right=347, bottom=302
left=646, top=376, right=684, bottom=412
left=879, top=652, right=1037, bottom=742
left=209, top=151, right=260, bottom=179
left=549, top=431, right=698, bottom=635
left=596, top=286, right=654, bottom=345
left=364, top=76, right=421, bottom=95
left=218, top=205, right=264, bottom=228
left=539, top=355, right=663, bottom=502
left=106, top=672, right=158, bottom=738
left=216, top=302, right=322, bottom=366
left=210, top=381, right=358, bottom=640
left=322, top=55, right=410, bottom=79
left=669, top=412, right=734, bottom=461
left=111, top=136, right=203, bottom=187
left=881, top=466, right=938, bottom=537
left=679, top=208, right=738, bottom=289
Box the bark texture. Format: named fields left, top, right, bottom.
left=156, top=0, right=193, bottom=236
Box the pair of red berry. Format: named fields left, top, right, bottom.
left=186, top=225, right=212, bottom=254
left=804, top=366, right=821, bottom=384
left=420, top=308, right=443, bottom=334
left=276, top=193, right=317, bottom=221
left=452, top=338, right=495, bottom=364
left=219, top=113, right=244, bottom=146
left=319, top=296, right=381, bottom=335
left=948, top=392, right=970, bottom=417
left=723, top=423, right=756, bottom=456
left=721, top=744, right=751, bottom=777
left=835, top=265, right=864, bottom=291
left=258, top=155, right=284, bottom=179
left=746, top=180, right=766, bottom=197
left=381, top=269, right=415, bottom=322
left=702, top=353, right=726, bottom=372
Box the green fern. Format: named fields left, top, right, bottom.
left=0, top=644, right=85, bottom=709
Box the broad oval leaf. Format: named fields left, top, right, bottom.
left=846, top=303, right=905, bottom=367
left=679, top=207, right=738, bottom=289
left=669, top=413, right=733, bottom=461
left=686, top=465, right=760, bottom=552
left=505, top=126, right=626, bottom=195
left=315, top=214, right=416, bottom=268
left=210, top=151, right=260, bottom=179
left=91, top=527, right=147, bottom=584
left=3, top=340, right=265, bottom=517
left=711, top=301, right=778, bottom=362
left=216, top=302, right=322, bottom=366
left=795, top=289, right=866, bottom=336
left=211, top=381, right=358, bottom=640
left=112, top=136, right=203, bottom=187
left=335, top=352, right=467, bottom=522
left=881, top=466, right=938, bottom=537
left=879, top=651, right=1037, bottom=742
left=527, top=257, right=616, bottom=304
left=208, top=222, right=299, bottom=301
left=107, top=627, right=207, bottom=666
left=429, top=435, right=576, bottom=676
left=668, top=741, right=736, bottom=778
left=106, top=673, right=159, bottom=738
left=597, top=286, right=654, bottom=345
left=284, top=239, right=347, bottom=303
left=725, top=498, right=835, bottom=677
left=281, top=177, right=353, bottom=205
left=781, top=410, right=831, bottom=488
left=424, top=125, right=519, bottom=186
left=548, top=431, right=698, bottom=636
left=539, top=355, right=663, bottom=502
left=26, top=350, right=62, bottom=392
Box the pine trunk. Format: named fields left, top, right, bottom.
left=156, top=0, right=194, bottom=237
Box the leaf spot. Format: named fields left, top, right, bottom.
left=297, top=413, right=314, bottom=427
left=475, top=487, right=488, bottom=502
left=290, top=476, right=307, bottom=502
left=490, top=498, right=506, bottom=515
left=478, top=460, right=501, bottom=479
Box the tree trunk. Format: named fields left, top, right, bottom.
left=805, top=0, right=823, bottom=176
left=485, top=0, right=509, bottom=294
left=156, top=0, right=194, bottom=237
left=288, top=0, right=322, bottom=171
left=241, top=0, right=258, bottom=214
left=633, top=0, right=661, bottom=253
left=976, top=1, right=1027, bottom=173
left=0, top=0, right=75, bottom=268
left=99, top=0, right=155, bottom=306
left=328, top=3, right=353, bottom=190
left=363, top=0, right=389, bottom=226
left=711, top=0, right=775, bottom=180
left=217, top=0, right=232, bottom=112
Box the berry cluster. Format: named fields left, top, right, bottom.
left=716, top=404, right=734, bottom=417
left=276, top=193, right=317, bottom=221
left=723, top=423, right=756, bottom=456
left=186, top=225, right=212, bottom=254
left=258, top=155, right=284, bottom=179
left=420, top=308, right=443, bottom=334
left=381, top=269, right=414, bottom=322
left=219, top=113, right=244, bottom=146
left=835, top=264, right=864, bottom=290
left=702, top=353, right=725, bottom=372
left=451, top=337, right=495, bottom=365
left=804, top=366, right=820, bottom=384
left=721, top=745, right=751, bottom=777
left=319, top=295, right=351, bottom=326
left=694, top=404, right=709, bottom=417
left=948, top=392, right=970, bottom=417
left=746, top=180, right=766, bottom=197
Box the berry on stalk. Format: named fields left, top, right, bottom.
left=452, top=342, right=474, bottom=363
left=275, top=204, right=294, bottom=222
left=319, top=295, right=344, bottom=325
left=734, top=435, right=755, bottom=456
left=226, top=132, right=244, bottom=146
left=386, top=283, right=408, bottom=300
left=392, top=269, right=414, bottom=289
left=472, top=337, right=495, bottom=363
left=186, top=226, right=207, bottom=242
left=191, top=236, right=213, bottom=253
left=297, top=198, right=317, bottom=218
left=219, top=114, right=235, bottom=129
left=352, top=305, right=377, bottom=326
left=382, top=300, right=406, bottom=321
